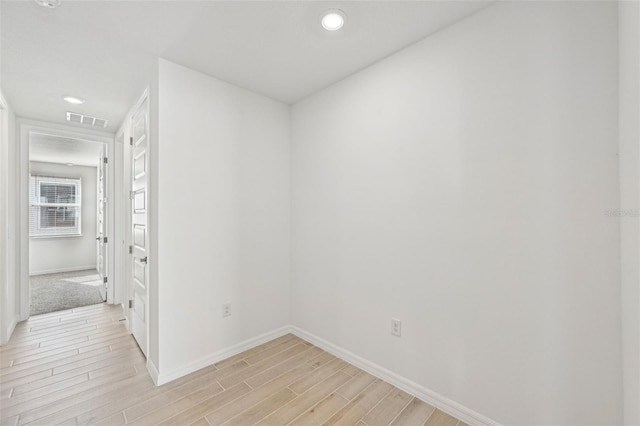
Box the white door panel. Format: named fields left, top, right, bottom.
left=130, top=98, right=149, bottom=357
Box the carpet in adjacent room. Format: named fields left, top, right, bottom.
left=30, top=269, right=105, bottom=315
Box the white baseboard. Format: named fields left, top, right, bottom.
left=147, top=359, right=160, bottom=385
left=151, top=324, right=498, bottom=425
left=290, top=326, right=501, bottom=426
left=30, top=265, right=97, bottom=276
left=154, top=325, right=292, bottom=386
left=0, top=315, right=18, bottom=346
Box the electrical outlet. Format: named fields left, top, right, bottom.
left=222, top=303, right=231, bottom=317
left=391, top=318, right=401, bottom=337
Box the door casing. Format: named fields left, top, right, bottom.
left=97, top=143, right=108, bottom=301
left=17, top=121, right=116, bottom=320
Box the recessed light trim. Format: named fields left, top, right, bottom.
left=321, top=9, right=346, bottom=31
left=63, top=96, right=84, bottom=105
left=34, top=0, right=61, bottom=8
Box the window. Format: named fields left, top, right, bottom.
left=30, top=175, right=82, bottom=237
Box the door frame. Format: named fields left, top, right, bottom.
left=0, top=92, right=13, bottom=344
left=97, top=143, right=108, bottom=301
left=18, top=120, right=115, bottom=320
left=113, top=129, right=126, bottom=309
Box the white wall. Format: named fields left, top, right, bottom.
left=28, top=161, right=97, bottom=275
left=619, top=1, right=640, bottom=424
left=155, top=59, right=291, bottom=376
left=291, top=2, right=621, bottom=424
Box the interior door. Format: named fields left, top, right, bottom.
left=130, top=98, right=149, bottom=357
left=96, top=144, right=107, bottom=301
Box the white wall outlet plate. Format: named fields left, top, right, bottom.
left=391, top=318, right=401, bottom=337
left=222, top=303, right=231, bottom=317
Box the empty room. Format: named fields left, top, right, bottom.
left=0, top=1, right=638, bottom=425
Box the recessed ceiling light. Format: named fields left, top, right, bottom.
left=66, top=163, right=74, bottom=167
left=321, top=10, right=346, bottom=31
left=63, top=96, right=84, bottom=105
left=34, top=0, right=61, bottom=8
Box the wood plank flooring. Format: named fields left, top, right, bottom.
left=0, top=304, right=468, bottom=426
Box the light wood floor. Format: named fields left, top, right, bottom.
left=0, top=303, right=467, bottom=426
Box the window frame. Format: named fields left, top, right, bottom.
left=29, top=174, right=83, bottom=238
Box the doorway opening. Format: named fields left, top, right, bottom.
left=28, top=133, right=109, bottom=316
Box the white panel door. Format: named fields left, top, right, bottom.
left=130, top=98, right=149, bottom=357
left=96, top=144, right=107, bottom=301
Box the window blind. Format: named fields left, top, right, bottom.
left=29, top=175, right=82, bottom=237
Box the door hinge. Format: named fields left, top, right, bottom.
left=103, top=276, right=108, bottom=284
left=103, top=157, right=108, bottom=164
left=130, top=136, right=133, bottom=146
left=128, top=300, right=133, bottom=309
left=128, top=245, right=133, bottom=254
left=129, top=190, right=135, bottom=199
left=103, top=237, right=108, bottom=244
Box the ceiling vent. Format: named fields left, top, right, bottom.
left=66, top=112, right=108, bottom=128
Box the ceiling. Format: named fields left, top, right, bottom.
left=30, top=133, right=103, bottom=167
left=2, top=1, right=491, bottom=133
